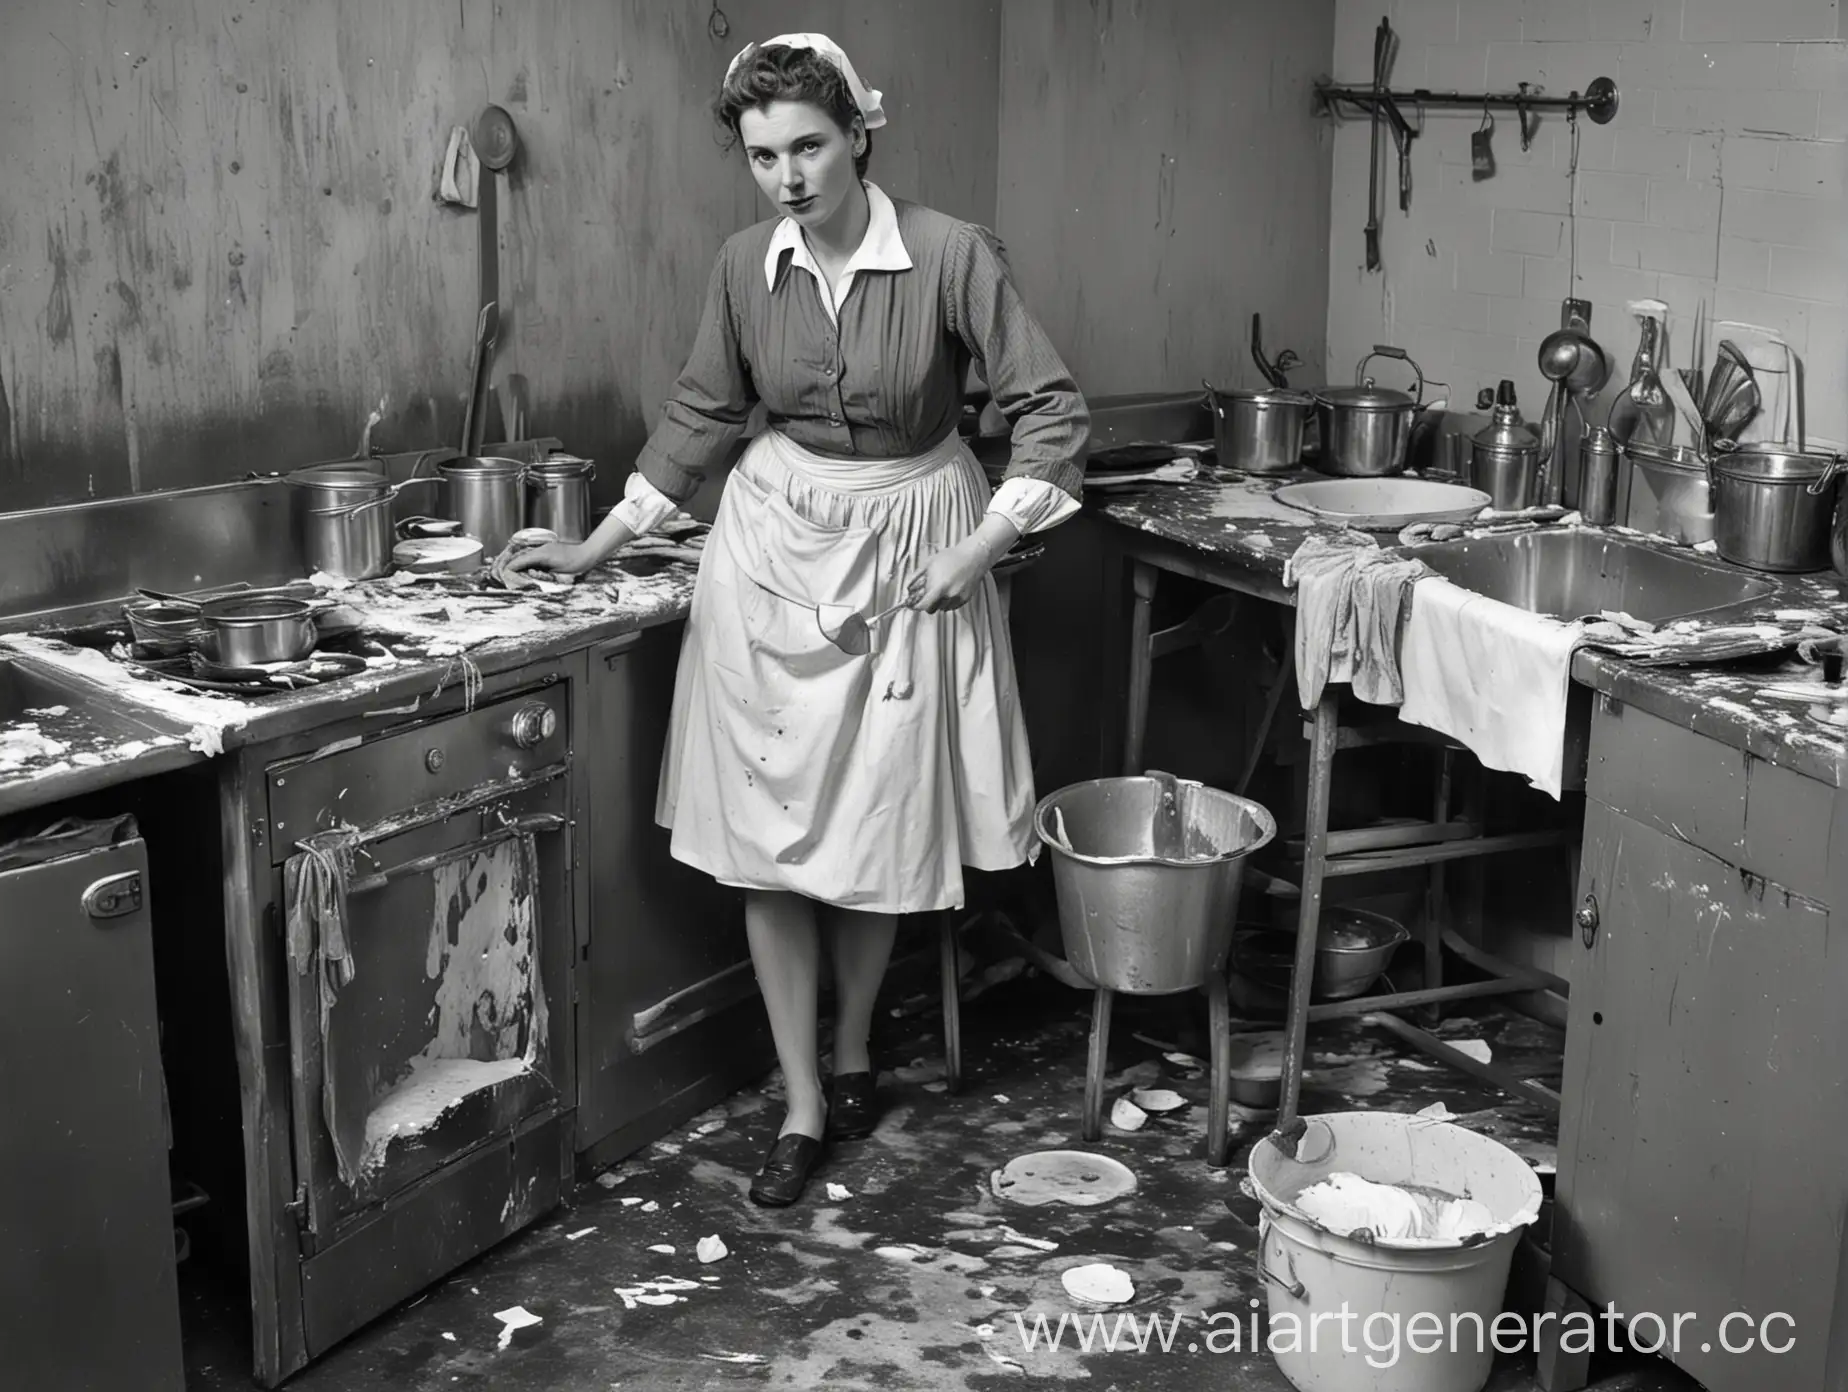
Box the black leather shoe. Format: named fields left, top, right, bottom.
left=827, top=1071, right=879, bottom=1140
left=749, top=1131, right=827, bottom=1207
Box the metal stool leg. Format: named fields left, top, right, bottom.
left=1206, top=970, right=1231, bottom=1167
left=939, top=910, right=963, bottom=1094
left=1081, top=987, right=1115, bottom=1140
left=1279, top=694, right=1339, bottom=1126
left=1423, top=747, right=1454, bottom=1025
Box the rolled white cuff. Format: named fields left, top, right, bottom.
left=609, top=471, right=682, bottom=539
left=987, top=477, right=1080, bottom=538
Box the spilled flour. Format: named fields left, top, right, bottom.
left=364, top=1057, right=531, bottom=1156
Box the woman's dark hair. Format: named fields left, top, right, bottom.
left=715, top=44, right=872, bottom=178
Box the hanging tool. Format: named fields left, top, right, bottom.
left=1251, top=313, right=1299, bottom=390
left=466, top=104, right=519, bottom=451
left=1381, top=90, right=1417, bottom=214
left=1364, top=16, right=1388, bottom=271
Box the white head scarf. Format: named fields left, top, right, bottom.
left=723, top=32, right=887, bottom=130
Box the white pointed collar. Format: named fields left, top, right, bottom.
left=764, top=181, right=912, bottom=299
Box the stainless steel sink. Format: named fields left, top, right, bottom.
left=1406, top=529, right=1778, bottom=623
left=0, top=656, right=177, bottom=744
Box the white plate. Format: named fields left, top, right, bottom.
left=1273, top=478, right=1492, bottom=531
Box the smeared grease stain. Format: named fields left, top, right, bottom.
left=94, top=343, right=122, bottom=403
left=44, top=226, right=73, bottom=343
left=114, top=279, right=141, bottom=328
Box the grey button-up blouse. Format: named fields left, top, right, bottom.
left=635, top=197, right=1089, bottom=504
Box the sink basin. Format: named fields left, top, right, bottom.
left=1407, top=529, right=1778, bottom=624
left=0, top=656, right=178, bottom=746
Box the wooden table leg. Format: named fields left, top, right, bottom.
left=939, top=910, right=963, bottom=1094
left=1081, top=987, right=1114, bottom=1141
left=1123, top=560, right=1159, bottom=776
left=1279, top=694, right=1338, bottom=1126
left=1206, top=970, right=1231, bottom=1167
left=1423, top=746, right=1454, bottom=1024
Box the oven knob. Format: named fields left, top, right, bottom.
left=508, top=702, right=557, bottom=749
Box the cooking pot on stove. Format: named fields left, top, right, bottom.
left=1311, top=345, right=1431, bottom=477
left=1201, top=381, right=1315, bottom=475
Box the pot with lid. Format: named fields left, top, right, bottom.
left=1201, top=381, right=1314, bottom=475
left=1311, top=345, right=1430, bottom=477
left=1468, top=379, right=1543, bottom=510
left=1709, top=441, right=1846, bottom=573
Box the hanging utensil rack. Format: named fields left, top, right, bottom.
left=1316, top=75, right=1621, bottom=129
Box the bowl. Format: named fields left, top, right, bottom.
left=1229, top=907, right=1409, bottom=1006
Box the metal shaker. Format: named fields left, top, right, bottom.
left=1579, top=425, right=1618, bottom=526
left=1469, top=379, right=1543, bottom=510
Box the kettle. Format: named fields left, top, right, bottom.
left=1470, top=380, right=1543, bottom=511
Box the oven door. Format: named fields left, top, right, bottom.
left=275, top=749, right=572, bottom=1247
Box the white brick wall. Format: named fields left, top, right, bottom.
left=1326, top=0, right=1848, bottom=447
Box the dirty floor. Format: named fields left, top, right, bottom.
left=184, top=975, right=1694, bottom=1390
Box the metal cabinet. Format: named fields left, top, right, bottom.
left=0, top=832, right=184, bottom=1392
left=576, top=624, right=771, bottom=1166
left=1543, top=695, right=1848, bottom=1392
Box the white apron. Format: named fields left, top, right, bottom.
left=655, top=428, right=1037, bottom=913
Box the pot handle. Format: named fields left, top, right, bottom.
left=1807, top=454, right=1848, bottom=496
left=1355, top=344, right=1426, bottom=405
left=1201, top=378, right=1223, bottom=417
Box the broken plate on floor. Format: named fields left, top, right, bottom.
left=991, top=1150, right=1137, bottom=1207
left=1274, top=478, right=1492, bottom=531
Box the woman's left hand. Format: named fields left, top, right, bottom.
left=907, top=539, right=993, bottom=613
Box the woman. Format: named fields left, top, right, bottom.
left=504, top=33, right=1088, bottom=1206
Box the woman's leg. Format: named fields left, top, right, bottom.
left=824, top=907, right=899, bottom=1076
left=745, top=889, right=826, bottom=1139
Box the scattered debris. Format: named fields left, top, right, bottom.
left=1110, top=1097, right=1149, bottom=1131
left=697, top=1234, right=729, bottom=1264
left=1418, top=1101, right=1454, bottom=1120
left=442, top=1332, right=456, bottom=1342
left=648, top=1244, right=676, bottom=1255
left=996, top=1225, right=1059, bottom=1252
left=924, top=1080, right=950, bottom=1093
left=692, top=1119, right=726, bottom=1138
left=894, top=1058, right=948, bottom=1084
left=594, top=1171, right=622, bottom=1190
left=992, top=1150, right=1138, bottom=1207
left=992, top=1093, right=1011, bottom=1104
left=492, top=1305, right=542, bottom=1351
left=700, top=1352, right=767, bottom=1365
left=613, top=1277, right=703, bottom=1310
left=1061, top=1263, right=1135, bottom=1306
left=825, top=1182, right=854, bottom=1201
left=621, top=1196, right=645, bottom=1207
left=1451, top=1039, right=1493, bottom=1064
left=641, top=1200, right=660, bottom=1213
left=874, top=1243, right=934, bottom=1263
left=565, top=1227, right=597, bottom=1241
left=1130, top=1087, right=1187, bottom=1112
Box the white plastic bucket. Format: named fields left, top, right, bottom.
left=1245, top=1111, right=1544, bottom=1392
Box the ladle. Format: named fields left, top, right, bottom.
left=751, top=576, right=917, bottom=656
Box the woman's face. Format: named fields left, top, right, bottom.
left=738, top=100, right=863, bottom=232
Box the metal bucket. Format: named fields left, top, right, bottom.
left=1032, top=772, right=1275, bottom=994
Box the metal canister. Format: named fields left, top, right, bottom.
left=1578, top=425, right=1619, bottom=526
left=439, top=456, right=526, bottom=558
left=1468, top=379, right=1542, bottom=510
left=526, top=457, right=597, bottom=542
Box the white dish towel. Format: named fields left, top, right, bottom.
left=1397, top=578, right=1585, bottom=799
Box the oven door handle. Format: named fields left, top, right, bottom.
left=345, top=812, right=566, bottom=896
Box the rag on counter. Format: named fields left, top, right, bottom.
left=1284, top=532, right=1436, bottom=708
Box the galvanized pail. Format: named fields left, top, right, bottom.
left=1033, top=772, right=1276, bottom=994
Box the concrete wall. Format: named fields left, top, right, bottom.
left=0, top=0, right=1001, bottom=510
left=1325, top=0, right=1847, bottom=448
left=996, top=0, right=1336, bottom=396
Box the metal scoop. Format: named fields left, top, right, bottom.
left=815, top=599, right=913, bottom=656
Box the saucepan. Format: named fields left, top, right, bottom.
left=135, top=590, right=326, bottom=666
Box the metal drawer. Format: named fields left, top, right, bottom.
left=266, top=683, right=569, bottom=859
